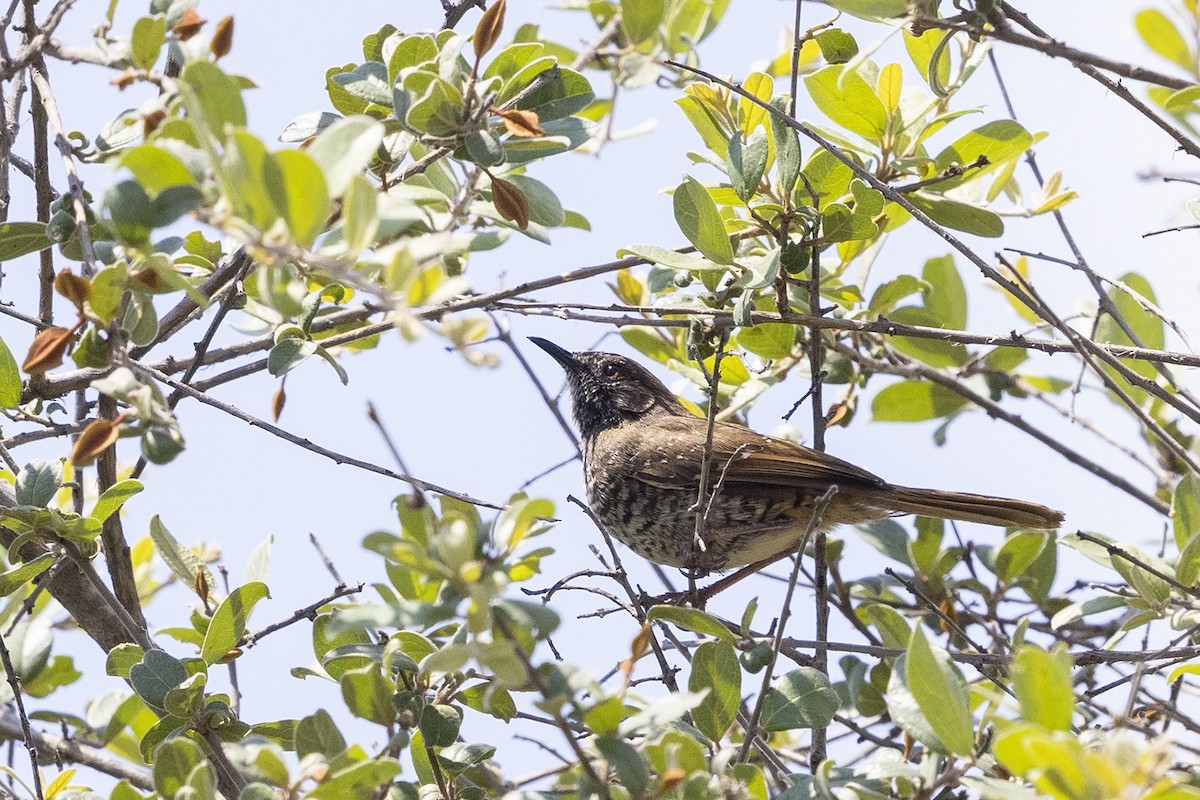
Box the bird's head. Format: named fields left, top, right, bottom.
left=530, top=338, right=685, bottom=438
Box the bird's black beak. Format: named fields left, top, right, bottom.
left=529, top=337, right=585, bottom=375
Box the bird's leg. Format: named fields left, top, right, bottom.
left=694, top=550, right=796, bottom=605
left=646, top=550, right=797, bottom=609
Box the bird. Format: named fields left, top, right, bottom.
left=531, top=337, right=1063, bottom=579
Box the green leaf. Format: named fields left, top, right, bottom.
left=150, top=515, right=215, bottom=595
left=617, top=244, right=723, bottom=272
left=1178, top=529, right=1200, bottom=587
left=861, top=603, right=911, bottom=649
left=921, top=254, right=966, bottom=330
left=105, top=643, right=145, bottom=679
left=905, top=28, right=951, bottom=90
left=620, top=0, right=664, bottom=45
left=0, top=335, right=18, bottom=409
left=868, top=274, right=926, bottom=316
left=499, top=117, right=598, bottom=163
left=673, top=175, right=733, bottom=264
left=130, top=15, right=166, bottom=71
left=280, top=111, right=342, bottom=142
left=827, top=0, right=911, bottom=18
left=330, top=62, right=393, bottom=107
left=163, top=672, right=206, bottom=717
left=1012, top=645, right=1073, bottom=731
left=646, top=605, right=737, bottom=643
left=263, top=150, right=331, bottom=249
left=760, top=667, right=838, bottom=730
left=689, top=641, right=741, bottom=741
left=340, top=665, right=394, bottom=724
left=118, top=146, right=196, bottom=194
left=23, top=654, right=81, bottom=698
left=388, top=34, right=439, bottom=84
left=224, top=131, right=277, bottom=231
left=1136, top=9, right=1194, bottom=72
left=738, top=72, right=773, bottom=136
left=306, top=115, right=386, bottom=198
left=515, top=66, right=594, bottom=122
left=728, top=130, right=769, bottom=203
left=505, top=175, right=566, bottom=227
left=871, top=380, right=967, bottom=421
left=1111, top=541, right=1172, bottom=607
left=129, top=649, right=188, bottom=712
left=103, top=181, right=202, bottom=244
left=180, top=60, right=247, bottom=134
left=994, top=531, right=1050, bottom=583
left=815, top=29, right=859, bottom=64
left=739, top=323, right=795, bottom=360
left=1096, top=272, right=1164, bottom=381
left=595, top=737, right=651, bottom=797
left=933, top=120, right=1034, bottom=190
left=0, top=222, right=53, bottom=261
left=456, top=683, right=516, bottom=721
left=821, top=202, right=877, bottom=242
left=152, top=738, right=204, bottom=798
left=201, top=581, right=270, bottom=665
left=267, top=338, right=318, bottom=378
left=419, top=703, right=462, bottom=747
left=245, top=534, right=273, bottom=584
left=464, top=129, right=505, bottom=166
left=341, top=174, right=379, bottom=253
left=804, top=64, right=888, bottom=142
left=307, top=759, right=402, bottom=800
left=886, top=306, right=969, bottom=367
left=296, top=709, right=347, bottom=758
left=0, top=554, right=53, bottom=596
left=404, top=76, right=465, bottom=136
left=770, top=98, right=801, bottom=195
left=91, top=479, right=144, bottom=523
left=15, top=460, right=63, bottom=507
left=908, top=194, right=1004, bottom=237
left=437, top=742, right=496, bottom=774
left=906, top=626, right=974, bottom=754
left=801, top=147, right=854, bottom=201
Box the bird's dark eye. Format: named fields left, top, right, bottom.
left=602, top=362, right=621, bottom=378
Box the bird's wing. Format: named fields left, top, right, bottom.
left=623, top=415, right=885, bottom=491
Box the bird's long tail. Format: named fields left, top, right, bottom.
left=876, top=486, right=1063, bottom=529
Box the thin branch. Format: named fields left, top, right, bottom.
left=488, top=300, right=1200, bottom=368
left=738, top=485, right=837, bottom=765
left=241, top=584, right=363, bottom=647
left=0, top=710, right=151, bottom=789
left=0, top=624, right=44, bottom=800
left=915, top=14, right=1194, bottom=91
left=123, top=360, right=505, bottom=509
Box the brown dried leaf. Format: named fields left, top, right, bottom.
left=496, top=108, right=544, bottom=138
left=271, top=385, right=286, bottom=422
left=110, top=69, right=137, bottom=90
left=491, top=176, right=528, bottom=230
left=194, top=569, right=210, bottom=606
left=130, top=268, right=162, bottom=291
left=22, top=326, right=74, bottom=374
left=54, top=269, right=91, bottom=310
left=211, top=16, right=234, bottom=59
left=824, top=400, right=849, bottom=427
left=142, top=108, right=167, bottom=137
left=173, top=9, right=205, bottom=40
left=70, top=418, right=120, bottom=467
left=216, top=647, right=243, bottom=665
left=620, top=621, right=654, bottom=683
left=473, top=0, right=506, bottom=61
left=659, top=769, right=686, bottom=794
